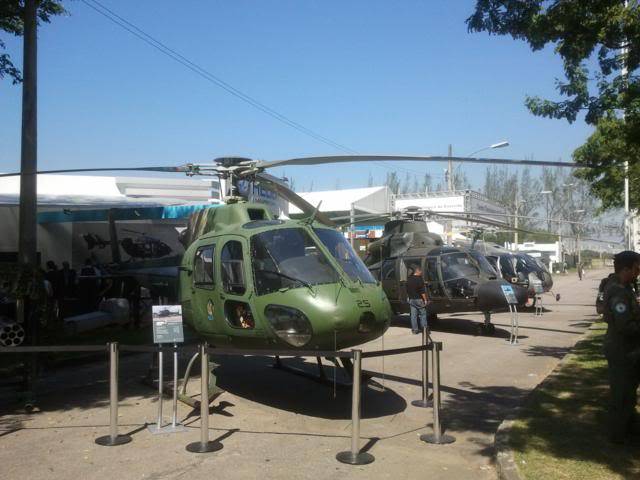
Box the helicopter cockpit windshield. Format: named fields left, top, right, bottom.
left=468, top=251, right=498, bottom=279
left=440, top=251, right=493, bottom=298
left=314, top=228, right=376, bottom=284
left=251, top=228, right=339, bottom=295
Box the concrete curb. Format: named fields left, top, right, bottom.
left=494, top=418, right=523, bottom=480
left=494, top=321, right=604, bottom=480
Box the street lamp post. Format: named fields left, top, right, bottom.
left=514, top=198, right=526, bottom=250
left=444, top=141, right=509, bottom=244
left=540, top=190, right=552, bottom=231
left=573, top=209, right=586, bottom=264
left=446, top=141, right=509, bottom=243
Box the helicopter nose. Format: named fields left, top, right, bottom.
left=476, top=280, right=528, bottom=310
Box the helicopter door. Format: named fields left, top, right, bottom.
left=190, top=243, right=220, bottom=337
left=217, top=238, right=261, bottom=339
left=380, top=258, right=400, bottom=304
left=424, top=256, right=446, bottom=299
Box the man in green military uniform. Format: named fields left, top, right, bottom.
left=603, top=250, right=640, bottom=443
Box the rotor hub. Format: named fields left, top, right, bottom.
left=214, top=156, right=254, bottom=168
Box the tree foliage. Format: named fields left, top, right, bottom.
left=467, top=0, right=640, bottom=210
left=0, top=0, right=65, bottom=84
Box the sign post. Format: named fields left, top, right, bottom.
left=148, top=305, right=187, bottom=434
left=532, top=280, right=544, bottom=317
left=500, top=285, right=520, bottom=345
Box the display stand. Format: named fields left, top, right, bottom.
left=148, top=306, right=187, bottom=435
left=500, top=285, right=520, bottom=345
left=532, top=280, right=544, bottom=317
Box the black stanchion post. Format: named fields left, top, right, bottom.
left=411, top=326, right=431, bottom=408
left=186, top=343, right=223, bottom=453
left=336, top=349, right=374, bottom=465
left=420, top=342, right=455, bottom=445
left=96, top=342, right=132, bottom=446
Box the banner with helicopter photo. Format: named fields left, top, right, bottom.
left=70, top=219, right=186, bottom=266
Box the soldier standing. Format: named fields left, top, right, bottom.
left=603, top=250, right=640, bottom=443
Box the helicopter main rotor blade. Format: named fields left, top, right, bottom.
left=425, top=210, right=538, bottom=235
left=0, top=165, right=197, bottom=178
left=254, top=155, right=578, bottom=170
left=254, top=173, right=336, bottom=226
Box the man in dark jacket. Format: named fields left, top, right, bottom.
left=603, top=250, right=640, bottom=443
left=406, top=264, right=429, bottom=334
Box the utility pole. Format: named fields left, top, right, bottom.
left=622, top=0, right=632, bottom=249
left=446, top=144, right=453, bottom=244
left=514, top=198, right=519, bottom=251
left=18, top=0, right=39, bottom=401
left=447, top=144, right=453, bottom=192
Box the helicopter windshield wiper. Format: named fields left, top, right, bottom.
left=261, top=270, right=315, bottom=293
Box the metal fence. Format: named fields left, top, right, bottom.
left=0, top=334, right=453, bottom=464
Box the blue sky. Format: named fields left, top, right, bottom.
left=0, top=0, right=594, bottom=192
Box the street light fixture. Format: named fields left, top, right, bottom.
left=540, top=190, right=553, bottom=231
left=448, top=140, right=511, bottom=190
left=573, top=209, right=586, bottom=264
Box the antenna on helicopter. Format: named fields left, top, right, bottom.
left=303, top=201, right=323, bottom=225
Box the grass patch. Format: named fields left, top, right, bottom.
left=510, top=323, right=640, bottom=480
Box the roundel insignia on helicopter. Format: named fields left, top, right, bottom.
left=207, top=299, right=215, bottom=321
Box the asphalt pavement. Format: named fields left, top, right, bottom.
left=0, top=269, right=605, bottom=480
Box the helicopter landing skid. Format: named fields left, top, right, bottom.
left=272, top=356, right=372, bottom=389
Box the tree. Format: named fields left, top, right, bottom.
left=467, top=1, right=640, bottom=210
left=385, top=172, right=400, bottom=195
left=421, top=172, right=433, bottom=192
left=1, top=0, right=65, bottom=84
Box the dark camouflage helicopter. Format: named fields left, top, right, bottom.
left=361, top=207, right=528, bottom=335
left=468, top=241, right=557, bottom=303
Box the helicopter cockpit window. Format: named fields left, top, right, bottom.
left=224, top=300, right=254, bottom=329
left=381, top=260, right=396, bottom=281
left=251, top=228, right=339, bottom=296
left=314, top=228, right=376, bottom=284
left=221, top=241, right=246, bottom=295
left=468, top=251, right=498, bottom=279
left=440, top=252, right=480, bottom=298
left=499, top=256, right=517, bottom=279
left=194, top=246, right=215, bottom=289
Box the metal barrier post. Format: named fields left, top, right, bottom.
left=336, top=350, right=374, bottom=465
left=420, top=342, right=455, bottom=445
left=186, top=343, right=223, bottom=453
left=508, top=306, right=520, bottom=345
left=172, top=343, right=179, bottom=427
left=411, top=326, right=431, bottom=408
left=95, top=342, right=131, bottom=446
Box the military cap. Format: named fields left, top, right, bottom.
left=614, top=250, right=640, bottom=268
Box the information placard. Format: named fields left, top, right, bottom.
left=501, top=285, right=519, bottom=305
left=152, top=305, right=184, bottom=344
left=531, top=280, right=544, bottom=295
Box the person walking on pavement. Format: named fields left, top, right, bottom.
left=406, top=264, right=429, bottom=334
left=578, top=262, right=584, bottom=281
left=603, top=250, right=640, bottom=444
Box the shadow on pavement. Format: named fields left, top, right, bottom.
left=393, top=314, right=515, bottom=339
left=212, top=355, right=407, bottom=420
left=523, top=345, right=571, bottom=359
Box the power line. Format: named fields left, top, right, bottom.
left=80, top=0, right=437, bottom=178
left=81, top=0, right=354, bottom=153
